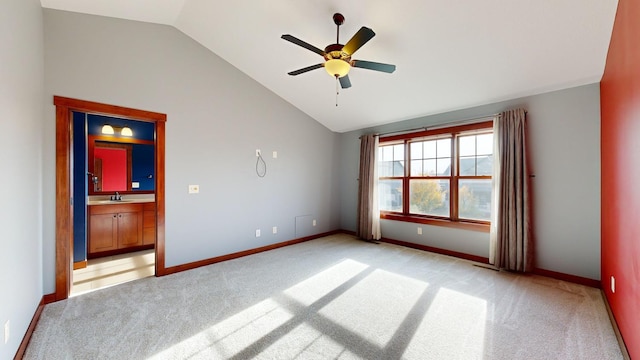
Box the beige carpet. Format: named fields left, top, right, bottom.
left=24, top=234, right=622, bottom=359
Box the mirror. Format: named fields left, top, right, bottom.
left=87, top=115, right=156, bottom=194
left=88, top=137, right=155, bottom=194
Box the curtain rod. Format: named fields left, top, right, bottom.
left=373, top=113, right=499, bottom=138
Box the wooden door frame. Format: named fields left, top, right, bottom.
left=54, top=96, right=167, bottom=301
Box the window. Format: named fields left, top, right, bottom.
left=378, top=121, right=493, bottom=230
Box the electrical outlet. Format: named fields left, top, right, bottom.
left=188, top=185, right=199, bottom=194
left=255, top=229, right=261, bottom=237
left=417, top=227, right=422, bottom=235
left=4, top=320, right=9, bottom=344
left=312, top=219, right=317, bottom=227
left=272, top=226, right=278, bottom=234
left=272, top=151, right=278, bottom=159
left=256, top=149, right=261, bottom=157
left=611, top=276, right=616, bottom=293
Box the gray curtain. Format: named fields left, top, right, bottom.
left=356, top=134, right=381, bottom=241
left=489, top=109, right=532, bottom=272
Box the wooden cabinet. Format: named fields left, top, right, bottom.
left=88, top=203, right=145, bottom=256
left=142, top=202, right=156, bottom=245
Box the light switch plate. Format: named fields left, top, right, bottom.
left=188, top=185, right=199, bottom=194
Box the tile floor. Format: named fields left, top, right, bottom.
left=71, top=249, right=155, bottom=296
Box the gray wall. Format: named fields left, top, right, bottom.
left=43, top=10, right=340, bottom=290
left=339, top=84, right=602, bottom=280
left=0, top=0, right=44, bottom=358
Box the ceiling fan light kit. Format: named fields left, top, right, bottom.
left=281, top=13, right=396, bottom=91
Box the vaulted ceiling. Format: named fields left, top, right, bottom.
left=40, top=0, right=618, bottom=132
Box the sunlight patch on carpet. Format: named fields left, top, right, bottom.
left=319, top=269, right=429, bottom=348
left=149, top=298, right=293, bottom=359
left=284, top=259, right=369, bottom=306
left=256, top=322, right=357, bottom=359
left=403, top=287, right=487, bottom=359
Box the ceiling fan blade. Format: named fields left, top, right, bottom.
left=339, top=75, right=352, bottom=89
left=287, top=63, right=324, bottom=76
left=342, top=27, right=376, bottom=56
left=281, top=35, right=326, bottom=56
left=352, top=60, right=396, bottom=73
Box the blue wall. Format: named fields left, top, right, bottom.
left=87, top=114, right=155, bottom=140
left=73, top=111, right=87, bottom=263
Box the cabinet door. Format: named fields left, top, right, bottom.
left=142, top=209, right=156, bottom=245
left=89, top=213, right=118, bottom=253
left=118, top=212, right=143, bottom=248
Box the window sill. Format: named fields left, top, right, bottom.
left=380, top=213, right=490, bottom=233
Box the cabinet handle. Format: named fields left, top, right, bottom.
left=113, top=215, right=117, bottom=218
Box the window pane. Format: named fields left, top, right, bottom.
left=476, top=134, right=493, bottom=155
left=393, top=144, right=404, bottom=161
left=437, top=158, right=451, bottom=175
left=476, top=155, right=493, bottom=176
left=459, top=156, right=476, bottom=176
left=410, top=142, right=422, bottom=160
left=437, top=138, right=451, bottom=157
left=459, top=136, right=475, bottom=156
left=393, top=161, right=405, bottom=177
left=458, top=179, right=492, bottom=221
left=424, top=140, right=436, bottom=158
left=379, top=160, right=393, bottom=177
left=410, top=160, right=423, bottom=176
left=382, top=146, right=393, bottom=161
left=424, top=159, right=437, bottom=176
left=409, top=179, right=449, bottom=217
left=379, top=179, right=403, bottom=212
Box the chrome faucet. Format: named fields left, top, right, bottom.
left=110, top=192, right=122, bottom=201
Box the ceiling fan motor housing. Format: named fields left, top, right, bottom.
left=324, top=43, right=351, bottom=63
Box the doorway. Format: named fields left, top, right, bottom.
left=54, top=96, right=167, bottom=301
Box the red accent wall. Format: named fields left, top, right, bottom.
left=95, top=148, right=127, bottom=191
left=600, top=0, right=640, bottom=357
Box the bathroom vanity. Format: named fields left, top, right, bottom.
left=87, top=199, right=155, bottom=258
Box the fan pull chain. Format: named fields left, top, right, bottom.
left=335, top=75, right=339, bottom=107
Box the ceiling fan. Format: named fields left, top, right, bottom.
left=281, top=13, right=396, bottom=89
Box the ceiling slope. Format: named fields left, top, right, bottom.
left=41, top=0, right=618, bottom=132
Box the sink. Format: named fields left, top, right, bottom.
left=90, top=199, right=137, bottom=204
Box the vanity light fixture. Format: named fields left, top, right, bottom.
left=101, top=124, right=115, bottom=135
left=101, top=124, right=133, bottom=136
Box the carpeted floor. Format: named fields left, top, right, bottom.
left=24, top=234, right=623, bottom=359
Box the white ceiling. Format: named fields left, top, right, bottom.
left=40, top=0, right=618, bottom=133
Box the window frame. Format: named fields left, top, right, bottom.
left=378, top=120, right=493, bottom=232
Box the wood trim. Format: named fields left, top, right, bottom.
left=381, top=237, right=490, bottom=264
left=73, top=260, right=87, bottom=270
left=601, top=290, right=632, bottom=360
left=162, top=230, right=342, bottom=275
left=54, top=96, right=166, bottom=122
left=381, top=120, right=493, bottom=143
left=154, top=120, right=166, bottom=276
left=14, top=297, right=46, bottom=360
left=43, top=293, right=56, bottom=304
left=381, top=213, right=490, bottom=232
left=55, top=106, right=72, bottom=302
left=532, top=267, right=601, bottom=289
left=54, top=96, right=166, bottom=301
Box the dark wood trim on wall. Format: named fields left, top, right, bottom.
left=154, top=120, right=166, bottom=276
left=14, top=297, right=46, bottom=360
left=532, top=267, right=600, bottom=289
left=381, top=237, right=490, bottom=264
left=163, top=230, right=342, bottom=275
left=54, top=96, right=166, bottom=301
left=55, top=105, right=72, bottom=302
